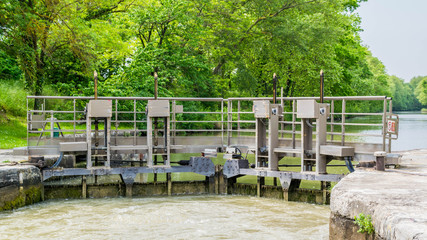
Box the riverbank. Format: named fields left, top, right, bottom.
left=330, top=149, right=427, bottom=239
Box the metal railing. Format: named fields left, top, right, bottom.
left=26, top=94, right=394, bottom=156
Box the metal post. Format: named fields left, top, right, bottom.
left=382, top=98, right=387, bottom=151
left=374, top=151, right=386, bottom=171
left=154, top=72, right=158, bottom=100
left=330, top=100, right=334, bottom=142
left=115, top=99, right=118, bottom=146
left=94, top=71, right=98, bottom=100
left=26, top=98, right=29, bottom=155
left=320, top=70, right=324, bottom=103
left=341, top=100, right=346, bottom=145
left=281, top=87, right=284, bottom=138
left=221, top=100, right=224, bottom=147
left=134, top=99, right=137, bottom=147
left=292, top=100, right=296, bottom=151
left=388, top=99, right=392, bottom=152
left=273, top=73, right=277, bottom=104
left=86, top=114, right=92, bottom=169
left=237, top=100, right=240, bottom=138
left=227, top=100, right=231, bottom=146
left=50, top=110, right=54, bottom=138
left=172, top=100, right=176, bottom=144
left=73, top=99, right=76, bottom=141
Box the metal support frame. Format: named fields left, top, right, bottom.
left=27, top=95, right=396, bottom=187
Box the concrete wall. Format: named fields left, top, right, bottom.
left=330, top=169, right=427, bottom=239
left=0, top=166, right=43, bottom=211
left=44, top=181, right=210, bottom=199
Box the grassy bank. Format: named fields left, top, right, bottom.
left=0, top=116, right=27, bottom=149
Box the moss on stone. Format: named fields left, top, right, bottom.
left=24, top=186, right=43, bottom=205
left=0, top=193, right=25, bottom=211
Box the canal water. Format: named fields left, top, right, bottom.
left=391, top=112, right=427, bottom=151
left=0, top=196, right=329, bottom=239
left=354, top=111, right=427, bottom=151
left=2, top=112, right=424, bottom=239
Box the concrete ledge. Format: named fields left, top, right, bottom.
left=330, top=170, right=427, bottom=239
left=0, top=166, right=43, bottom=211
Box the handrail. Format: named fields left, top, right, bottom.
left=26, top=95, right=394, bottom=154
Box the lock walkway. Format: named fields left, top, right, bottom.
left=330, top=149, right=427, bottom=239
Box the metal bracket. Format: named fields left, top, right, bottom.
left=223, top=159, right=249, bottom=178
left=190, top=157, right=216, bottom=177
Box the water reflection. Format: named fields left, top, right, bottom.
left=391, top=112, right=427, bottom=151
left=336, top=111, right=427, bottom=151
left=0, top=196, right=329, bottom=239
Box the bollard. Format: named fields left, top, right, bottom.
left=374, top=151, right=386, bottom=171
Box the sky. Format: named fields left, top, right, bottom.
left=357, top=0, right=427, bottom=82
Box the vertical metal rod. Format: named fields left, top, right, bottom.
left=26, top=98, right=29, bottom=155
left=221, top=100, right=224, bottom=147
left=382, top=98, right=387, bottom=151
left=330, top=100, right=334, bottom=142
left=341, top=100, right=346, bottom=145
left=320, top=70, right=324, bottom=103
left=292, top=100, right=296, bottom=150
left=154, top=72, right=158, bottom=100
left=50, top=110, right=54, bottom=138
left=388, top=99, right=393, bottom=152
left=172, top=100, right=176, bottom=144
left=94, top=71, right=98, bottom=100
left=115, top=99, right=118, bottom=146
left=73, top=99, right=76, bottom=141
left=227, top=100, right=232, bottom=146
left=273, top=73, right=277, bottom=104
left=237, top=100, right=240, bottom=138
left=281, top=87, right=284, bottom=138
left=134, top=99, right=137, bottom=146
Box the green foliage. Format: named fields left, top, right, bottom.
left=0, top=0, right=421, bottom=114
left=415, top=77, right=427, bottom=106
left=354, top=213, right=375, bottom=234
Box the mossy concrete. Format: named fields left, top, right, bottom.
left=0, top=166, right=43, bottom=211
left=2, top=165, right=332, bottom=212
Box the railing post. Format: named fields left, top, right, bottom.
left=341, top=100, right=346, bottom=145
left=221, top=100, right=224, bottom=147
left=26, top=97, right=29, bottom=155
left=227, top=100, right=232, bottom=146
left=73, top=99, right=76, bottom=142
left=388, top=98, right=392, bottom=152
left=172, top=100, right=176, bottom=145
left=115, top=99, right=118, bottom=140
left=382, top=98, right=387, bottom=151
left=50, top=110, right=54, bottom=138
left=330, top=100, right=334, bottom=142
left=237, top=100, right=240, bottom=138
left=133, top=99, right=137, bottom=147
left=292, top=99, right=296, bottom=151
left=281, top=87, right=284, bottom=138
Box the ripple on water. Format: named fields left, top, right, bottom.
left=0, top=196, right=330, bottom=240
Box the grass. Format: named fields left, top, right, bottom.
left=0, top=81, right=27, bottom=117
left=0, top=116, right=27, bottom=149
